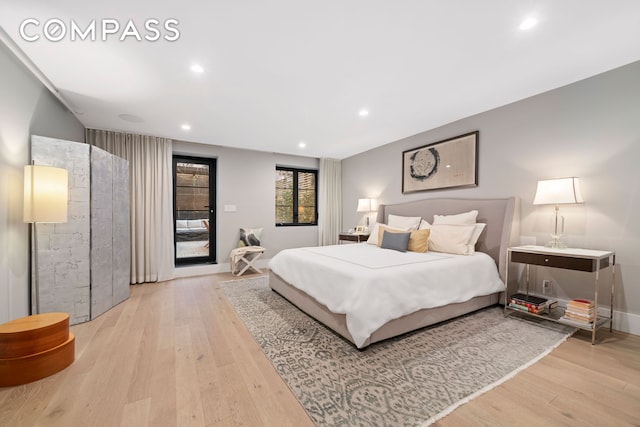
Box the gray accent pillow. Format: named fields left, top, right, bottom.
left=380, top=230, right=411, bottom=252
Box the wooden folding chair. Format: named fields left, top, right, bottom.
left=230, top=246, right=265, bottom=276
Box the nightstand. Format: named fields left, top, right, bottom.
left=505, top=245, right=615, bottom=344
left=338, top=232, right=370, bottom=244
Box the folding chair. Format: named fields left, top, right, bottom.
left=230, top=246, right=266, bottom=276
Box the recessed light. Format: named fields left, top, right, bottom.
left=118, top=113, right=144, bottom=123
left=359, top=109, right=369, bottom=117
left=181, top=124, right=191, bottom=131
left=298, top=142, right=307, bottom=148
left=519, top=18, right=537, bottom=31
left=190, top=64, right=204, bottom=73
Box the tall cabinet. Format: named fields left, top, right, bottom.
left=31, top=135, right=130, bottom=324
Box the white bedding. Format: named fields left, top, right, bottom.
left=268, top=243, right=505, bottom=348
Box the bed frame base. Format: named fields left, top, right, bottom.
left=269, top=271, right=500, bottom=348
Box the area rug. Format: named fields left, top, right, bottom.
left=221, top=276, right=575, bottom=426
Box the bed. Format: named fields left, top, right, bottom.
left=175, top=219, right=209, bottom=242
left=268, top=197, right=519, bottom=348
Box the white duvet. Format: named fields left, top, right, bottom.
left=268, top=243, right=505, bottom=348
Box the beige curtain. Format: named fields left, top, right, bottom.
left=318, top=158, right=342, bottom=245
left=85, top=129, right=175, bottom=283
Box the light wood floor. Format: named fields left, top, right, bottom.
left=1, top=273, right=639, bottom=426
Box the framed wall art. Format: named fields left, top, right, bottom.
left=402, top=131, right=478, bottom=193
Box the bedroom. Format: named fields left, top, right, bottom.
left=1, top=1, right=639, bottom=425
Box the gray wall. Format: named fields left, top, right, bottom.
left=0, top=41, right=85, bottom=323
left=173, top=141, right=319, bottom=268
left=343, top=61, right=640, bottom=332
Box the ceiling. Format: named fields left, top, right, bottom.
left=1, top=1, right=640, bottom=159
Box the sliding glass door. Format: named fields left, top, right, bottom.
left=173, top=156, right=216, bottom=265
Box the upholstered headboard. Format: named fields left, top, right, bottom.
left=376, top=197, right=520, bottom=281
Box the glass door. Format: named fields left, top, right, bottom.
left=173, top=156, right=216, bottom=265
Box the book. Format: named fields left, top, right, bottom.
left=559, top=316, right=594, bottom=327
left=546, top=299, right=559, bottom=310
left=567, top=299, right=594, bottom=309
left=508, top=303, right=546, bottom=314
left=565, top=307, right=596, bottom=316
left=510, top=294, right=548, bottom=313
left=510, top=293, right=548, bottom=306
left=564, top=312, right=594, bottom=322
left=509, top=301, right=547, bottom=314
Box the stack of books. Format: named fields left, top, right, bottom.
left=562, top=299, right=596, bottom=324
left=509, top=293, right=548, bottom=314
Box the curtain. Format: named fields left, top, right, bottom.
left=318, top=158, right=342, bottom=246
left=85, top=129, right=175, bottom=284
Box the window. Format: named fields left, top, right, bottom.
left=276, top=166, right=318, bottom=226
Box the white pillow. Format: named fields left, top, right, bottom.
left=418, top=219, right=431, bottom=230
left=433, top=210, right=478, bottom=225
left=464, top=223, right=486, bottom=255
left=428, top=224, right=477, bottom=255
left=187, top=219, right=204, bottom=229
left=366, top=223, right=407, bottom=245
left=176, top=220, right=188, bottom=229
left=388, top=214, right=421, bottom=230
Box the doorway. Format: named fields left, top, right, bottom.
left=173, top=156, right=216, bottom=265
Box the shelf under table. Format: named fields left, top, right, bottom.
left=505, top=305, right=611, bottom=332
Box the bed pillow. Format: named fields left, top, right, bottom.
left=433, top=210, right=478, bottom=225
left=387, top=214, right=421, bottom=231
left=176, top=220, right=188, bottom=229
left=468, top=223, right=487, bottom=252
left=238, top=227, right=262, bottom=247
left=380, top=230, right=411, bottom=252
left=376, top=226, right=430, bottom=253
left=418, top=219, right=431, bottom=230
left=428, top=224, right=476, bottom=255
left=187, top=219, right=205, bottom=229
left=407, top=228, right=430, bottom=253
left=421, top=222, right=486, bottom=254
left=366, top=223, right=406, bottom=245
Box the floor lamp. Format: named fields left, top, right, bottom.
left=24, top=164, right=68, bottom=314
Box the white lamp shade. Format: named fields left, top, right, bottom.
left=24, top=165, right=69, bottom=223
left=357, top=198, right=377, bottom=212
left=533, top=177, right=584, bottom=205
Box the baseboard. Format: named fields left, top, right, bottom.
left=173, top=258, right=271, bottom=279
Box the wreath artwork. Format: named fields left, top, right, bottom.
left=402, top=131, right=478, bottom=193
left=409, top=147, right=440, bottom=181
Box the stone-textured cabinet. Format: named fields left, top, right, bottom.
left=31, top=135, right=130, bottom=325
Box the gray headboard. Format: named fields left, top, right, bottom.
left=376, top=197, right=520, bottom=281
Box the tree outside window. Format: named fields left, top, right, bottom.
left=276, top=167, right=317, bottom=226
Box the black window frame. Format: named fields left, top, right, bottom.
left=275, top=166, right=318, bottom=227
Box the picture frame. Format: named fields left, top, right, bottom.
left=402, top=131, right=478, bottom=193
left=354, top=225, right=366, bottom=234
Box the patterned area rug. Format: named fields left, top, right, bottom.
left=221, top=276, right=575, bottom=426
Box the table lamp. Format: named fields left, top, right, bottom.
left=356, top=198, right=377, bottom=230
left=533, top=177, right=583, bottom=248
